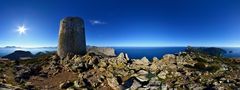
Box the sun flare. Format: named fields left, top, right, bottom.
left=17, top=25, right=27, bottom=35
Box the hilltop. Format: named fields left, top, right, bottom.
left=0, top=47, right=240, bottom=90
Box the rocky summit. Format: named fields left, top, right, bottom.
left=0, top=17, right=240, bottom=90
left=58, top=17, right=87, bottom=59
left=0, top=47, right=240, bottom=90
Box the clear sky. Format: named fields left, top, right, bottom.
left=0, top=0, right=240, bottom=47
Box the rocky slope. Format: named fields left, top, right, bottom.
left=0, top=48, right=240, bottom=90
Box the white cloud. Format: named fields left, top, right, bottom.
left=89, top=20, right=106, bottom=25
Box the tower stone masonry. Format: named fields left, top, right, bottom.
left=57, top=17, right=86, bottom=58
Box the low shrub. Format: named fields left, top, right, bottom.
left=193, top=57, right=208, bottom=63
left=207, top=64, right=220, bottom=72
left=194, top=62, right=206, bottom=70
left=184, top=64, right=194, bottom=68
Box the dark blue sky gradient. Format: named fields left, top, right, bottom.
left=0, top=0, right=240, bottom=47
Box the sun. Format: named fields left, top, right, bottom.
left=17, top=25, right=27, bottom=35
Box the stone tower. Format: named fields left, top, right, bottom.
left=57, top=17, right=86, bottom=58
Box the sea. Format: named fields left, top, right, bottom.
left=1, top=47, right=240, bottom=59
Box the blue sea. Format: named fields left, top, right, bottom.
left=114, top=47, right=240, bottom=59
left=1, top=47, right=240, bottom=59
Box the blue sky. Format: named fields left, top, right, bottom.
left=0, top=0, right=240, bottom=47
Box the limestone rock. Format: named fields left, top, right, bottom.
left=58, top=17, right=86, bottom=58
left=87, top=46, right=116, bottom=56
left=147, top=77, right=161, bottom=89
left=137, top=70, right=148, bottom=75
left=132, top=57, right=149, bottom=66
left=24, top=82, right=34, bottom=89
left=59, top=81, right=74, bottom=89
left=152, top=57, right=159, bottom=61
left=117, top=52, right=129, bottom=61
left=0, top=83, right=22, bottom=90
left=130, top=79, right=142, bottom=90
left=135, top=70, right=149, bottom=83
left=162, top=54, right=176, bottom=64
left=117, top=52, right=125, bottom=59
left=157, top=70, right=169, bottom=79
left=98, top=61, right=107, bottom=68
left=136, top=75, right=149, bottom=82
left=150, top=57, right=160, bottom=72
left=106, top=78, right=120, bottom=90
left=130, top=57, right=150, bottom=70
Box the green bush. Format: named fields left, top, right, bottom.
left=146, top=72, right=155, bottom=79
left=207, top=64, right=220, bottom=72
left=194, top=62, right=206, bottom=70
left=180, top=53, right=187, bottom=57
left=184, top=64, right=194, bottom=68
left=0, top=63, right=4, bottom=68
left=193, top=57, right=208, bottom=63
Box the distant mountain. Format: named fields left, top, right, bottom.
left=1, top=46, right=57, bottom=49
left=2, top=50, right=33, bottom=60
left=33, top=47, right=57, bottom=49
left=185, top=46, right=227, bottom=57
left=4, top=46, right=21, bottom=48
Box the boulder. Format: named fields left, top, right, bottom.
left=162, top=54, right=176, bottom=64
left=98, top=61, right=107, bottom=68
left=157, top=70, right=169, bottom=79
left=146, top=77, right=161, bottom=89
left=130, top=79, right=142, bottom=90
left=132, top=57, right=149, bottom=66
left=135, top=70, right=150, bottom=83
left=106, top=78, right=120, bottom=90
left=24, top=82, right=34, bottom=89
left=117, top=52, right=129, bottom=60
left=137, top=70, right=148, bottom=75
left=152, top=57, right=159, bottom=62
left=117, top=53, right=125, bottom=59
left=15, top=64, right=42, bottom=83
left=136, top=75, right=149, bottom=83
left=116, top=52, right=128, bottom=64
left=58, top=17, right=86, bottom=58
left=73, top=80, right=85, bottom=88
left=150, top=57, right=159, bottom=72
left=0, top=83, right=22, bottom=90
left=59, top=81, right=74, bottom=89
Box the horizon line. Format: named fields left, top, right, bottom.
left=1, top=45, right=240, bottom=48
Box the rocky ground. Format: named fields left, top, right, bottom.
left=0, top=48, right=240, bottom=90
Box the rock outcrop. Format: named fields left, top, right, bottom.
left=1, top=49, right=240, bottom=90
left=57, top=17, right=86, bottom=58
left=87, top=46, right=116, bottom=56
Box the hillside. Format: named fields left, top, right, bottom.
left=0, top=48, right=240, bottom=90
